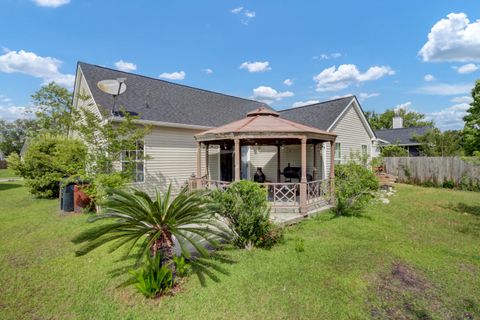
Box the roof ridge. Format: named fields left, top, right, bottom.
left=77, top=61, right=269, bottom=107
left=375, top=126, right=433, bottom=132
left=278, top=96, right=355, bottom=112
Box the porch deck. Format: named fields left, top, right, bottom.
left=202, top=178, right=333, bottom=225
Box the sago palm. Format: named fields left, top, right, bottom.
left=72, top=185, right=230, bottom=268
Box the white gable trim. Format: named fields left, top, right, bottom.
left=326, top=96, right=376, bottom=139
left=74, top=64, right=104, bottom=120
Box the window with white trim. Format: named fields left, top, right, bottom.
left=334, top=142, right=341, bottom=165
left=361, top=144, right=368, bottom=156
left=121, top=141, right=145, bottom=182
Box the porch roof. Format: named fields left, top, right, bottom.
left=194, top=107, right=337, bottom=144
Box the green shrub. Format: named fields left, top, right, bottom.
left=82, top=172, right=130, bottom=208
left=442, top=180, right=455, bottom=189
left=172, top=256, right=191, bottom=278
left=380, top=145, right=409, bottom=157
left=125, top=254, right=173, bottom=299
left=211, top=180, right=282, bottom=249
left=7, top=134, right=86, bottom=198
left=334, top=162, right=379, bottom=216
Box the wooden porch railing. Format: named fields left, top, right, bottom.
left=261, top=182, right=299, bottom=207
left=306, top=178, right=331, bottom=204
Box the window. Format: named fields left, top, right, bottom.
left=334, top=142, right=341, bottom=165
left=121, top=141, right=145, bottom=182
left=361, top=144, right=368, bottom=155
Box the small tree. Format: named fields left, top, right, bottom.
left=380, top=145, right=409, bottom=157
left=334, top=162, right=379, bottom=216
left=72, top=186, right=230, bottom=271
left=0, top=119, right=38, bottom=156
left=211, top=180, right=282, bottom=249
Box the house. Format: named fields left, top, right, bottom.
left=72, top=62, right=377, bottom=198
left=374, top=115, right=432, bottom=156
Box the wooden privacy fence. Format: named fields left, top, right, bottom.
left=384, top=157, right=480, bottom=185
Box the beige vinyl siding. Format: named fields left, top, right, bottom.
left=324, top=102, right=373, bottom=176
left=132, top=126, right=217, bottom=195
left=248, top=144, right=324, bottom=182
left=249, top=146, right=277, bottom=181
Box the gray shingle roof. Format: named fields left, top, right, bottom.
left=375, top=126, right=433, bottom=145
left=78, top=62, right=267, bottom=127
left=278, top=97, right=355, bottom=131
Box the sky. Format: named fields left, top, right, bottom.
left=0, top=0, right=479, bottom=130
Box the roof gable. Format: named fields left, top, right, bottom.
left=78, top=62, right=267, bottom=127
left=278, top=96, right=354, bottom=131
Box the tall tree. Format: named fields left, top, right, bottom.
left=29, top=82, right=74, bottom=135
left=365, top=109, right=434, bottom=130
left=0, top=118, right=38, bottom=156
left=413, top=128, right=464, bottom=156
left=463, top=80, right=480, bottom=155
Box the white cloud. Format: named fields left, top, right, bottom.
left=283, top=78, right=293, bottom=86
left=426, top=103, right=469, bottom=130
left=114, top=60, right=137, bottom=72
left=202, top=68, right=213, bottom=75
left=252, top=86, right=294, bottom=102
left=419, top=13, right=480, bottom=62
left=32, top=0, right=70, bottom=7
left=0, top=49, right=74, bottom=89
left=231, top=6, right=256, bottom=25
left=424, top=74, right=435, bottom=81
left=158, top=71, right=186, bottom=80
left=416, top=83, right=472, bottom=95
left=393, top=101, right=412, bottom=113
left=451, top=95, right=473, bottom=104
left=455, top=63, right=478, bottom=74
left=358, top=92, right=380, bottom=100
left=0, top=94, right=29, bottom=121
left=313, top=64, right=395, bottom=92
left=240, top=61, right=271, bottom=73
left=313, top=53, right=342, bottom=60
left=291, top=100, right=320, bottom=108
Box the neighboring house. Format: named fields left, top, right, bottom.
left=0, top=150, right=4, bottom=160
left=374, top=115, right=432, bottom=156
left=72, top=62, right=377, bottom=194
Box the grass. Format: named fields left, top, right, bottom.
left=0, top=182, right=479, bottom=319
left=0, top=168, right=17, bottom=179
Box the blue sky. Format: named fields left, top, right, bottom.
left=1, top=0, right=479, bottom=130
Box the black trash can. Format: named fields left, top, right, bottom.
left=61, top=183, right=75, bottom=212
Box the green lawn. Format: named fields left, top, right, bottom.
left=0, top=168, right=17, bottom=179
left=0, top=182, right=479, bottom=320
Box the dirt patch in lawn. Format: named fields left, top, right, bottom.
left=369, top=262, right=454, bottom=320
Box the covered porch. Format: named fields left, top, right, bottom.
left=192, top=107, right=337, bottom=222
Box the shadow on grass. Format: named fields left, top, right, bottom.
left=0, top=183, right=22, bottom=191
left=108, top=251, right=236, bottom=288
left=450, top=203, right=480, bottom=217
left=326, top=208, right=373, bottom=221
left=445, top=202, right=480, bottom=237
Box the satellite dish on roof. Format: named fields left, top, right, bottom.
left=97, top=78, right=127, bottom=116
left=97, top=79, right=127, bottom=95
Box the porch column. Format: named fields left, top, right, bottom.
left=196, top=142, right=203, bottom=189
left=329, top=140, right=336, bottom=201
left=300, top=137, right=307, bottom=215
left=277, top=144, right=281, bottom=182
left=313, top=143, right=317, bottom=181
left=234, top=138, right=241, bottom=181
left=205, top=144, right=209, bottom=179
